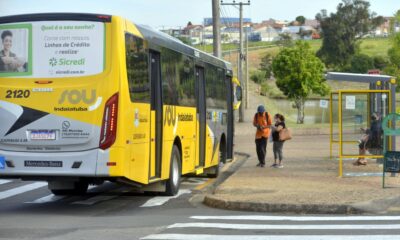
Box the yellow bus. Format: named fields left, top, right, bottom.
left=0, top=13, right=240, bottom=196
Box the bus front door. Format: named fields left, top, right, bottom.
left=150, top=51, right=163, bottom=179
left=196, top=66, right=206, bottom=167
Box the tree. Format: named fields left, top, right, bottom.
left=349, top=54, right=374, bottom=73
left=373, top=56, right=389, bottom=70
left=259, top=53, right=273, bottom=79
left=272, top=41, right=329, bottom=124
left=384, top=10, right=400, bottom=91
left=295, top=16, right=306, bottom=25
left=388, top=10, right=400, bottom=68
left=177, top=36, right=192, bottom=46
left=278, top=32, right=293, bottom=47
left=316, top=0, right=384, bottom=70
left=299, top=28, right=313, bottom=39
left=250, top=70, right=265, bottom=84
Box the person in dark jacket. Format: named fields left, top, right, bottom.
left=271, top=113, right=286, bottom=168
left=354, top=113, right=382, bottom=166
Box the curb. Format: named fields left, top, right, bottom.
left=193, top=152, right=250, bottom=194
left=203, top=195, right=363, bottom=214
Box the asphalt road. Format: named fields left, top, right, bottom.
left=1, top=171, right=400, bottom=239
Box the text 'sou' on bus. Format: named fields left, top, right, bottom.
left=0, top=13, right=242, bottom=196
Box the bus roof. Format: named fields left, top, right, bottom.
left=136, top=24, right=232, bottom=71
left=0, top=12, right=112, bottom=24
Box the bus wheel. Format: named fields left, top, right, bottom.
left=219, top=139, right=227, bottom=164
left=207, top=163, right=219, bottom=178
left=207, top=141, right=225, bottom=178
left=50, top=181, right=89, bottom=196
left=165, top=145, right=181, bottom=196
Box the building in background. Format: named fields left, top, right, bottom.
left=161, top=17, right=323, bottom=45
left=203, top=17, right=252, bottom=26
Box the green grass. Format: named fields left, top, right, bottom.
left=206, top=37, right=392, bottom=76
left=196, top=37, right=391, bottom=59
left=197, top=41, right=278, bottom=53
left=358, top=38, right=390, bottom=57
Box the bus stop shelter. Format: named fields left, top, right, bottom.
left=326, top=72, right=397, bottom=177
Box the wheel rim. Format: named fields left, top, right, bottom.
left=172, top=155, right=179, bottom=187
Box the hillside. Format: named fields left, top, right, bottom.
left=198, top=38, right=390, bottom=72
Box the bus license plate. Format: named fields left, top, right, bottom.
left=30, top=130, right=56, bottom=140
left=25, top=161, right=62, bottom=168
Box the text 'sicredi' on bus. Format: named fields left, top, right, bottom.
left=0, top=13, right=241, bottom=196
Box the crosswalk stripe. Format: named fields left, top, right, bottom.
left=25, top=194, right=64, bottom=204
left=140, top=189, right=191, bottom=207
left=168, top=222, right=400, bottom=230
left=142, top=235, right=400, bottom=240
left=190, top=215, right=400, bottom=221
left=0, top=180, right=12, bottom=185
left=0, top=182, right=47, bottom=201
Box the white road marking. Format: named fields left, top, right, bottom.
left=25, top=194, right=64, bottom=204
left=140, top=189, right=191, bottom=207
left=190, top=215, right=400, bottom=221
left=0, top=180, right=12, bottom=185
left=142, top=235, right=400, bottom=240
left=72, top=195, right=118, bottom=205
left=0, top=182, right=47, bottom=201
left=168, top=222, right=400, bottom=230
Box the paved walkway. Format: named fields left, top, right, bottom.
left=205, top=121, right=400, bottom=214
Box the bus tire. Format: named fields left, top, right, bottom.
left=165, top=145, right=181, bottom=196
left=208, top=140, right=225, bottom=178
left=50, top=181, right=89, bottom=196
left=207, top=164, right=219, bottom=178
left=219, top=138, right=227, bottom=164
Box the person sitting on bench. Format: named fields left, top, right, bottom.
left=354, top=113, right=382, bottom=166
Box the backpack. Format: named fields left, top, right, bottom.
left=254, top=112, right=269, bottom=124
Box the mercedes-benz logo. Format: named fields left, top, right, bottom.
left=62, top=121, right=71, bottom=130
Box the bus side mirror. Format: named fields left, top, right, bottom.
left=236, top=86, right=242, bottom=101
left=232, top=77, right=242, bottom=110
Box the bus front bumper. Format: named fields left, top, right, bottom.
left=0, top=149, right=110, bottom=178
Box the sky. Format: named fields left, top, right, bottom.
left=0, top=0, right=398, bottom=29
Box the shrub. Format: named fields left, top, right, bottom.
left=250, top=70, right=266, bottom=84
left=260, top=82, right=269, bottom=96
left=349, top=54, right=374, bottom=73
left=373, top=56, right=389, bottom=70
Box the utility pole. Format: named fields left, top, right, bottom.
left=221, top=0, right=250, bottom=122
left=245, top=30, right=249, bottom=109
left=212, top=0, right=221, bottom=58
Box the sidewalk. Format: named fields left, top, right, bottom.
left=204, top=122, right=400, bottom=214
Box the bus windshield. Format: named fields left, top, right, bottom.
left=0, top=20, right=105, bottom=78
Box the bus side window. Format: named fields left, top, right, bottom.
left=125, top=33, right=150, bottom=103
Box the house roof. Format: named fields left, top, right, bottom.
left=304, top=19, right=320, bottom=28
left=183, top=24, right=203, bottom=31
